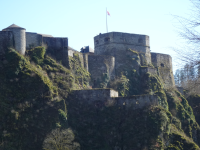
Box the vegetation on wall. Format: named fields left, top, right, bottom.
left=0, top=47, right=89, bottom=150
left=1, top=47, right=200, bottom=149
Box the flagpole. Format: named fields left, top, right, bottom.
left=106, top=7, right=108, bottom=33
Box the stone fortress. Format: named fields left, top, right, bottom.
left=0, top=24, right=176, bottom=109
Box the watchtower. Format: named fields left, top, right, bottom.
left=94, top=32, right=151, bottom=64
left=2, top=24, right=26, bottom=55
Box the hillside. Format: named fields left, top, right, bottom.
left=0, top=47, right=200, bottom=150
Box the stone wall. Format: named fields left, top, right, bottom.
left=71, top=89, right=118, bottom=104
left=68, top=49, right=84, bottom=68
left=41, top=37, right=69, bottom=67
left=94, top=32, right=151, bottom=65
left=88, top=55, right=115, bottom=87
left=0, top=31, right=14, bottom=54
left=69, top=89, right=158, bottom=110
left=140, top=66, right=157, bottom=75
left=115, top=94, right=158, bottom=110
left=151, top=52, right=175, bottom=88
left=26, top=32, right=42, bottom=49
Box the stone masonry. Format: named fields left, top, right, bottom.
left=0, top=24, right=175, bottom=109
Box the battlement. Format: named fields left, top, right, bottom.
left=94, top=32, right=149, bottom=48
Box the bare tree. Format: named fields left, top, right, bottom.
left=43, top=128, right=80, bottom=150
left=173, top=0, right=200, bottom=95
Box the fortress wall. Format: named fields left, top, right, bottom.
left=42, top=37, right=68, bottom=50
left=140, top=67, right=157, bottom=75
left=42, top=37, right=69, bottom=67
left=151, top=53, right=172, bottom=69
left=26, top=32, right=42, bottom=49
left=94, top=43, right=144, bottom=76
left=88, top=55, right=115, bottom=87
left=115, top=94, right=158, bottom=110
left=0, top=31, right=14, bottom=54
left=68, top=49, right=84, bottom=68
left=69, top=89, right=158, bottom=110
left=70, top=89, right=118, bottom=104
left=151, top=52, right=175, bottom=88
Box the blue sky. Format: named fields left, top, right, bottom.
left=0, top=0, right=193, bottom=71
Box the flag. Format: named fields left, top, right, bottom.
left=107, top=11, right=110, bottom=16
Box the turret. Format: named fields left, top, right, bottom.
left=3, top=24, right=26, bottom=55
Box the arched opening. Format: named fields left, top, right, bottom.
left=161, top=63, right=165, bottom=67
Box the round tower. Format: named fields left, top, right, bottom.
left=2, top=24, right=26, bottom=55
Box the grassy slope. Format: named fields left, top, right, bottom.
left=0, top=47, right=89, bottom=150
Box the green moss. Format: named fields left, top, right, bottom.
left=0, top=47, right=82, bottom=150
left=68, top=53, right=90, bottom=89
left=166, top=125, right=199, bottom=150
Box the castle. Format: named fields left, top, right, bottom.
left=0, top=24, right=176, bottom=109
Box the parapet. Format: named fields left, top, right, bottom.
left=94, top=32, right=150, bottom=48
left=0, top=31, right=14, bottom=53
left=80, top=46, right=94, bottom=53
left=88, top=55, right=115, bottom=87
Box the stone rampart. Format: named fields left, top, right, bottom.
left=115, top=94, right=158, bottom=110
left=68, top=49, right=84, bottom=68
left=41, top=37, right=68, bottom=67
left=0, top=31, right=14, bottom=54
left=69, top=89, right=159, bottom=110
left=71, top=89, right=118, bottom=104
left=26, top=32, right=42, bottom=49
left=140, top=66, right=157, bottom=75
left=151, top=52, right=175, bottom=88
left=88, top=55, right=115, bottom=87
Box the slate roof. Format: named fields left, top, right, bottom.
left=3, top=24, right=25, bottom=30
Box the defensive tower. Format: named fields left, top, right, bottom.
left=94, top=32, right=151, bottom=63
left=2, top=24, right=26, bottom=55
left=151, top=53, right=175, bottom=88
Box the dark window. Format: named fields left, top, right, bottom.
left=138, top=38, right=143, bottom=43
left=161, top=63, right=164, bottom=67
left=96, top=40, right=99, bottom=44
left=104, top=37, right=110, bottom=42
